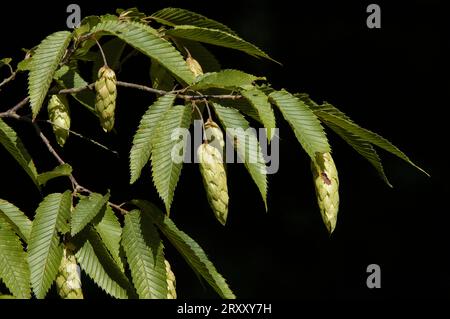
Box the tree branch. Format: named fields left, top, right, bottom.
left=0, top=70, right=17, bottom=90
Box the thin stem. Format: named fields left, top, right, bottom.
left=0, top=70, right=17, bottom=90
left=40, top=120, right=119, bottom=156
left=95, top=39, right=108, bottom=67
left=191, top=101, right=207, bottom=142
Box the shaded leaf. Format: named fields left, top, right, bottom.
left=37, top=163, right=72, bottom=186
left=191, top=69, right=263, bottom=91
left=152, top=7, right=238, bottom=35
left=95, top=205, right=124, bottom=272
left=0, top=119, right=40, bottom=189
left=132, top=200, right=235, bottom=299
left=122, top=209, right=168, bottom=299
left=166, top=26, right=277, bottom=62
left=54, top=66, right=96, bottom=114
left=71, top=193, right=110, bottom=236
left=0, top=199, right=32, bottom=242
left=91, top=20, right=194, bottom=84
left=315, top=106, right=429, bottom=176
left=0, top=217, right=31, bottom=298
left=75, top=228, right=133, bottom=299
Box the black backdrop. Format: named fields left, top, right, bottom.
left=0, top=0, right=448, bottom=300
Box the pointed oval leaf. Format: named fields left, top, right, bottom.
left=71, top=193, right=110, bottom=236
left=297, top=94, right=391, bottom=186
left=240, top=87, right=276, bottom=141
left=132, top=200, right=235, bottom=299
left=54, top=66, right=96, bottom=115
left=269, top=90, right=330, bottom=160
left=122, top=210, right=168, bottom=299
left=166, top=25, right=277, bottom=63
left=37, top=163, right=73, bottom=187
left=174, top=39, right=221, bottom=72
left=0, top=119, right=40, bottom=189
left=0, top=217, right=31, bottom=298
left=91, top=37, right=126, bottom=81
left=315, top=109, right=429, bottom=176
left=28, top=191, right=71, bottom=299
left=91, top=20, right=194, bottom=84
left=75, top=228, right=133, bottom=299
left=0, top=199, right=32, bottom=243
left=191, top=69, right=263, bottom=91
left=28, top=31, right=72, bottom=118
left=151, top=7, right=238, bottom=36
left=150, top=60, right=175, bottom=91
left=212, top=103, right=267, bottom=208
left=129, top=94, right=176, bottom=184
left=151, top=105, right=192, bottom=213
left=94, top=205, right=124, bottom=272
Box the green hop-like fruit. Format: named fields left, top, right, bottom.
left=95, top=65, right=117, bottom=132
left=204, top=119, right=225, bottom=156
left=165, top=259, right=176, bottom=299
left=311, top=152, right=339, bottom=234
left=55, top=248, right=83, bottom=299
left=47, top=94, right=70, bottom=147
left=198, top=143, right=229, bottom=225
left=186, top=55, right=203, bottom=77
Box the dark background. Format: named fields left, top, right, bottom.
left=0, top=0, right=449, bottom=300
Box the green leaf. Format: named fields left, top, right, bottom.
left=71, top=193, right=110, bottom=236
left=94, top=205, right=124, bottom=272
left=0, top=199, right=32, bottom=243
left=0, top=217, right=31, bottom=298
left=269, top=90, right=330, bottom=160
left=151, top=105, right=192, bottom=213
left=28, top=31, right=72, bottom=119
left=0, top=58, right=12, bottom=69
left=213, top=93, right=262, bottom=124
left=166, top=25, right=277, bottom=63
left=298, top=95, right=392, bottom=186
left=17, top=58, right=32, bottom=72
left=130, top=94, right=176, bottom=184
left=151, top=7, right=238, bottom=36
left=240, top=86, right=276, bottom=141
left=91, top=20, right=194, bottom=84
left=75, top=228, right=134, bottom=299
left=211, top=103, right=268, bottom=208
left=0, top=119, right=40, bottom=189
left=37, top=163, right=72, bottom=186
left=150, top=60, right=175, bottom=91
left=54, top=65, right=96, bottom=114
left=132, top=200, right=235, bottom=299
left=191, top=69, right=264, bottom=91
left=174, top=39, right=221, bottom=72
left=28, top=191, right=71, bottom=299
left=122, top=209, right=168, bottom=299
left=314, top=105, right=429, bottom=176
left=92, top=37, right=126, bottom=81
